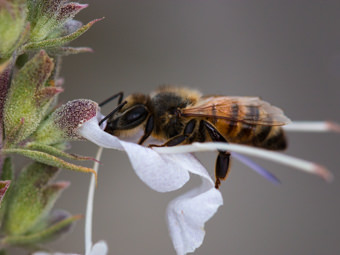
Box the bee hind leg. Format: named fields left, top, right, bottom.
left=215, top=151, right=231, bottom=189
left=200, top=120, right=232, bottom=189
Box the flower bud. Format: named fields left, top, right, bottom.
left=0, top=0, right=27, bottom=59
left=33, top=99, right=99, bottom=145
left=0, top=180, right=10, bottom=207
left=3, top=50, right=61, bottom=146
left=0, top=59, right=13, bottom=145
left=48, top=19, right=83, bottom=39
left=28, top=0, right=88, bottom=42
left=0, top=157, right=13, bottom=228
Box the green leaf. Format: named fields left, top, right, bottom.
left=1, top=157, right=14, bottom=181
left=2, top=162, right=67, bottom=235
left=0, top=1, right=27, bottom=59
left=22, top=18, right=103, bottom=51
left=26, top=142, right=98, bottom=162
left=3, top=148, right=97, bottom=180
left=2, top=213, right=82, bottom=245
left=46, top=46, right=93, bottom=56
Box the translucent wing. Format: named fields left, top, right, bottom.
left=181, top=96, right=291, bottom=126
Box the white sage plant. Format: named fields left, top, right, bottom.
left=1, top=0, right=339, bottom=255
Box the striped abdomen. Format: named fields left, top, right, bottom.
left=208, top=104, right=287, bottom=150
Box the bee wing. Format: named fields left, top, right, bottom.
left=181, top=96, right=291, bottom=126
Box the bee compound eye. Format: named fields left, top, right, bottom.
left=120, top=105, right=149, bottom=128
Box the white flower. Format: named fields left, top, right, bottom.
left=79, top=115, right=223, bottom=255
left=77, top=112, right=336, bottom=255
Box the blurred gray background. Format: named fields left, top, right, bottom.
left=46, top=1, right=340, bottom=254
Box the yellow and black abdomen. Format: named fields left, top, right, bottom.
left=210, top=103, right=287, bottom=150
left=223, top=121, right=287, bottom=150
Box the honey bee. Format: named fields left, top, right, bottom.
left=101, top=86, right=290, bottom=189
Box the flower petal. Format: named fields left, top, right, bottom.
left=167, top=178, right=223, bottom=255
left=32, top=252, right=80, bottom=255
left=79, top=118, right=190, bottom=192
left=90, top=241, right=108, bottom=255
left=120, top=142, right=190, bottom=192
left=79, top=113, right=223, bottom=253
left=77, top=117, right=123, bottom=150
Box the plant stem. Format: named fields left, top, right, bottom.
left=85, top=146, right=103, bottom=255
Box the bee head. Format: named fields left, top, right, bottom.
left=104, top=93, right=150, bottom=134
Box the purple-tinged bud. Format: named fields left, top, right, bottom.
left=57, top=3, right=88, bottom=22
left=33, top=99, right=99, bottom=145
left=28, top=0, right=89, bottom=42
left=0, top=180, right=10, bottom=206
left=0, top=60, right=13, bottom=146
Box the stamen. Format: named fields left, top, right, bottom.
left=154, top=142, right=333, bottom=182
left=283, top=121, right=340, bottom=133
left=232, top=152, right=281, bottom=185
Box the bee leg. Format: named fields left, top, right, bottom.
left=200, top=120, right=231, bottom=189
left=215, top=151, right=231, bottom=189
left=149, top=119, right=197, bottom=147
left=148, top=134, right=188, bottom=148
left=138, top=115, right=154, bottom=145
left=99, top=92, right=124, bottom=107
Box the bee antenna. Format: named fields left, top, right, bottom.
left=99, top=101, right=127, bottom=127
left=99, top=92, right=124, bottom=107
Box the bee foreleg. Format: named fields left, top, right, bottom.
left=138, top=115, right=154, bottom=145
left=200, top=120, right=231, bottom=189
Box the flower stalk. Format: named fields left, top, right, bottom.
left=85, top=147, right=104, bottom=255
